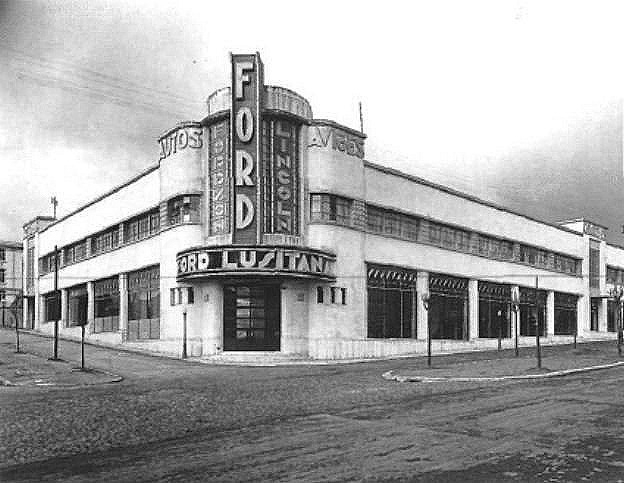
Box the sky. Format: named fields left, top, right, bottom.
left=0, top=0, right=622, bottom=242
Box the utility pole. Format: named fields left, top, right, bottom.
left=50, top=245, right=61, bottom=361
left=359, top=102, right=364, bottom=134
left=50, top=196, right=58, bottom=219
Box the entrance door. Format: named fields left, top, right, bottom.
left=223, top=284, right=280, bottom=351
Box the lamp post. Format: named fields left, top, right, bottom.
left=421, top=292, right=431, bottom=367
left=511, top=288, right=520, bottom=357
left=609, top=286, right=624, bottom=357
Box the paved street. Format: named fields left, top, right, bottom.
left=2, top=331, right=624, bottom=482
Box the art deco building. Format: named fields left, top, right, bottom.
left=22, top=54, right=623, bottom=360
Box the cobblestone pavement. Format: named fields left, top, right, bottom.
left=2, top=330, right=624, bottom=482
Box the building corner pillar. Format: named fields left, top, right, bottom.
left=119, top=273, right=128, bottom=342
left=598, top=298, right=608, bottom=332
left=416, top=271, right=429, bottom=340
left=577, top=295, right=590, bottom=338
left=546, top=290, right=555, bottom=336
left=61, top=288, right=68, bottom=328
left=87, top=282, right=95, bottom=333
left=468, top=279, right=479, bottom=340
left=202, top=282, right=223, bottom=356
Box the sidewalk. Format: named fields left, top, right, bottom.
left=384, top=343, right=624, bottom=382
left=0, top=335, right=122, bottom=387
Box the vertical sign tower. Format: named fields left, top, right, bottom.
left=231, top=53, right=264, bottom=244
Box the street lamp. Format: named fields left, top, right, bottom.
left=609, top=286, right=624, bottom=357
left=421, top=292, right=431, bottom=367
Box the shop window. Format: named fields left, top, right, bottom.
left=608, top=301, right=617, bottom=332
left=554, top=292, right=577, bottom=335
left=127, top=266, right=160, bottom=340
left=478, top=282, right=511, bottom=338
left=94, top=277, right=119, bottom=333
left=591, top=301, right=599, bottom=331
left=367, top=264, right=416, bottom=338
left=316, top=286, right=324, bottom=304
left=168, top=195, right=200, bottom=225
left=44, top=292, right=60, bottom=322
left=68, top=285, right=88, bottom=327
left=428, top=274, right=468, bottom=340
left=519, top=288, right=547, bottom=336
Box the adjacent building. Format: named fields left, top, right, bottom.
left=21, top=54, right=624, bottom=361
left=0, top=240, right=23, bottom=328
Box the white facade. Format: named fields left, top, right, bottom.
left=22, top=54, right=624, bottom=361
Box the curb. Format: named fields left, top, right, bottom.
left=382, top=361, right=624, bottom=383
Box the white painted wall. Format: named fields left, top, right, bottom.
left=39, top=167, right=160, bottom=255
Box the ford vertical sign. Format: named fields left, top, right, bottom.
left=231, top=53, right=263, bottom=244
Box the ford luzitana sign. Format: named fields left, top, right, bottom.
left=176, top=246, right=335, bottom=281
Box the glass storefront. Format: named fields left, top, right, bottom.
left=223, top=283, right=280, bottom=351
left=94, top=277, right=120, bottom=333
left=478, top=281, right=511, bottom=338
left=67, top=285, right=88, bottom=327
left=519, top=287, right=546, bottom=336
left=367, top=265, right=416, bottom=338
left=429, top=273, right=468, bottom=340
left=591, top=299, right=600, bottom=331
left=554, top=292, right=578, bottom=335
left=127, top=266, right=160, bottom=340
left=608, top=300, right=618, bottom=332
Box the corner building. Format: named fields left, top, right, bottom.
left=22, top=54, right=624, bottom=360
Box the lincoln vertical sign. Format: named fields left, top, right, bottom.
left=231, top=53, right=263, bottom=244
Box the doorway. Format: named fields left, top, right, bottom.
left=223, top=284, right=280, bottom=351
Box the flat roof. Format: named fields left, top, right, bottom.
left=557, top=218, right=609, bottom=231
left=364, top=161, right=583, bottom=238
left=0, top=241, right=22, bottom=249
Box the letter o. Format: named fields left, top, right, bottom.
left=236, top=107, right=254, bottom=142
left=277, top=186, right=291, bottom=200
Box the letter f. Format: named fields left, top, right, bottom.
left=235, top=61, right=254, bottom=99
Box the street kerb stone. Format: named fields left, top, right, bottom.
left=383, top=361, right=624, bottom=383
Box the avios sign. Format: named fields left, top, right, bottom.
left=231, top=53, right=263, bottom=244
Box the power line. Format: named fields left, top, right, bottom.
left=2, top=45, right=202, bottom=120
